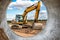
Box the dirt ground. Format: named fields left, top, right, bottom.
left=8, top=21, right=46, bottom=37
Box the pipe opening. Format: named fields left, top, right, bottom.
left=6, top=1, right=48, bottom=37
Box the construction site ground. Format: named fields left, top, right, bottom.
left=8, top=20, right=46, bottom=37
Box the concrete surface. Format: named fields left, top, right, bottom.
left=0, top=0, right=60, bottom=40
left=0, top=28, right=9, bottom=40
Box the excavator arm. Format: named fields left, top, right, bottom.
left=34, top=1, right=41, bottom=22
left=22, top=1, right=42, bottom=24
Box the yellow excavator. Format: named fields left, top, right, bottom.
left=11, top=1, right=42, bottom=29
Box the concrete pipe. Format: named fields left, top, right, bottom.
left=0, top=0, right=60, bottom=40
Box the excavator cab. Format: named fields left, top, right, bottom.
left=15, top=15, right=27, bottom=25
left=16, top=15, right=23, bottom=22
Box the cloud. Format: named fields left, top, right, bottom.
left=7, top=0, right=43, bottom=10
left=7, top=7, right=13, bottom=10
left=40, top=10, right=47, bottom=13
left=38, top=10, right=48, bottom=20
left=7, top=2, right=16, bottom=10
left=7, top=14, right=15, bottom=20
left=13, top=1, right=38, bottom=9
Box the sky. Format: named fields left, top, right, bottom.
left=6, top=0, right=48, bottom=20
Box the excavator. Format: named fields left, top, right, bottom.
left=11, top=1, right=42, bottom=29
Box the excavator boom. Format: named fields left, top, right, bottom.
left=22, top=3, right=38, bottom=24
left=23, top=4, right=37, bottom=17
